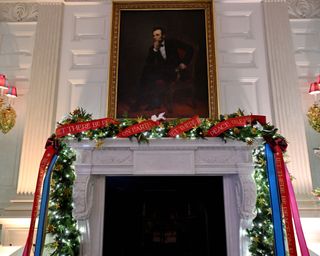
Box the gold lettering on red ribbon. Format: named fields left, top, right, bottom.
left=274, top=147, right=298, bottom=256
left=168, top=116, right=201, bottom=137
left=117, top=120, right=159, bottom=138
left=55, top=118, right=118, bottom=138
left=207, top=115, right=266, bottom=137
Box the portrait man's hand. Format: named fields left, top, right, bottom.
left=153, top=40, right=161, bottom=50
left=178, top=63, right=187, bottom=70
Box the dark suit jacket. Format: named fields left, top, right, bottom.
left=141, top=39, right=194, bottom=87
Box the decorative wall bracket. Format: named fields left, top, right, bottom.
left=287, top=0, right=320, bottom=19
left=0, top=3, right=39, bottom=22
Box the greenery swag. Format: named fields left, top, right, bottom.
left=46, top=108, right=286, bottom=255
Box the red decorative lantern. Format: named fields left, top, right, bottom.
left=0, top=74, right=7, bottom=90
left=5, top=86, right=17, bottom=98
left=309, top=82, right=320, bottom=95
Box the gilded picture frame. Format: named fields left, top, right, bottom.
left=108, top=1, right=218, bottom=119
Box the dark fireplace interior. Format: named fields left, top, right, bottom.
left=103, top=176, right=227, bottom=256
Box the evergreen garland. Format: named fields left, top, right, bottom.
left=45, top=108, right=285, bottom=255
left=247, top=146, right=274, bottom=255
left=45, top=142, right=80, bottom=255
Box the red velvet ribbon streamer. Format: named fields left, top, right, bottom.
left=207, top=115, right=266, bottom=137
left=117, top=120, right=159, bottom=138
left=22, top=138, right=58, bottom=256
left=168, top=116, right=201, bottom=137
left=264, top=136, right=298, bottom=256
left=285, top=165, right=310, bottom=256
left=273, top=144, right=298, bottom=256
left=56, top=117, right=118, bottom=138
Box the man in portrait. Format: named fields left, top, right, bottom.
left=139, top=27, right=194, bottom=113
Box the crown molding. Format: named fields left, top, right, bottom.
left=0, top=0, right=319, bottom=21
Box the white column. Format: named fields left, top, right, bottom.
left=263, top=0, right=313, bottom=198
left=17, top=2, right=63, bottom=194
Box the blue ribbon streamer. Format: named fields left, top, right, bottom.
left=265, top=144, right=285, bottom=256
left=35, top=154, right=58, bottom=256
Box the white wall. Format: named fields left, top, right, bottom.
left=55, top=2, right=111, bottom=121
left=291, top=18, right=320, bottom=188
left=0, top=0, right=317, bottom=247
left=215, top=1, right=272, bottom=120
left=0, top=22, right=36, bottom=211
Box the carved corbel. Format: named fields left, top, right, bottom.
left=72, top=174, right=95, bottom=221
left=235, top=166, right=257, bottom=229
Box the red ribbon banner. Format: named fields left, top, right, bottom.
left=168, top=116, right=201, bottom=137
left=55, top=117, right=118, bottom=138
left=285, top=165, right=310, bottom=256
left=274, top=145, right=298, bottom=256
left=22, top=144, right=57, bottom=256
left=117, top=120, right=159, bottom=138
left=207, top=115, right=266, bottom=137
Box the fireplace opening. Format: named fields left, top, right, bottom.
left=103, top=176, right=227, bottom=256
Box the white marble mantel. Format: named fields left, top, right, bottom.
left=70, top=138, right=257, bottom=256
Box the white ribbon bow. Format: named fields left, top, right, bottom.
left=254, top=121, right=264, bottom=131
left=151, top=112, right=166, bottom=122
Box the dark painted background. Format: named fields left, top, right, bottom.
left=117, top=10, right=209, bottom=118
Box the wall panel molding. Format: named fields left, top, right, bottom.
left=218, top=10, right=253, bottom=38
left=215, top=1, right=272, bottom=119
left=68, top=79, right=105, bottom=116
left=0, top=64, right=30, bottom=70
left=56, top=2, right=111, bottom=121
left=71, top=50, right=108, bottom=69
left=73, top=14, right=107, bottom=40
left=220, top=48, right=256, bottom=67
left=296, top=62, right=320, bottom=79
left=220, top=78, right=259, bottom=114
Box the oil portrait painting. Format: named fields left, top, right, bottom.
left=108, top=2, right=218, bottom=118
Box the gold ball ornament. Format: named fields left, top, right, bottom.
left=307, top=104, right=320, bottom=133
left=233, top=127, right=240, bottom=134
left=0, top=106, right=17, bottom=134
left=245, top=137, right=254, bottom=145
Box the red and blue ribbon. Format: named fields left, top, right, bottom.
left=265, top=144, right=285, bottom=256
left=34, top=154, right=58, bottom=256
left=22, top=139, right=58, bottom=256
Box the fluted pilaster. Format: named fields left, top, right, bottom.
left=17, top=3, right=63, bottom=194
left=263, top=0, right=313, bottom=197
